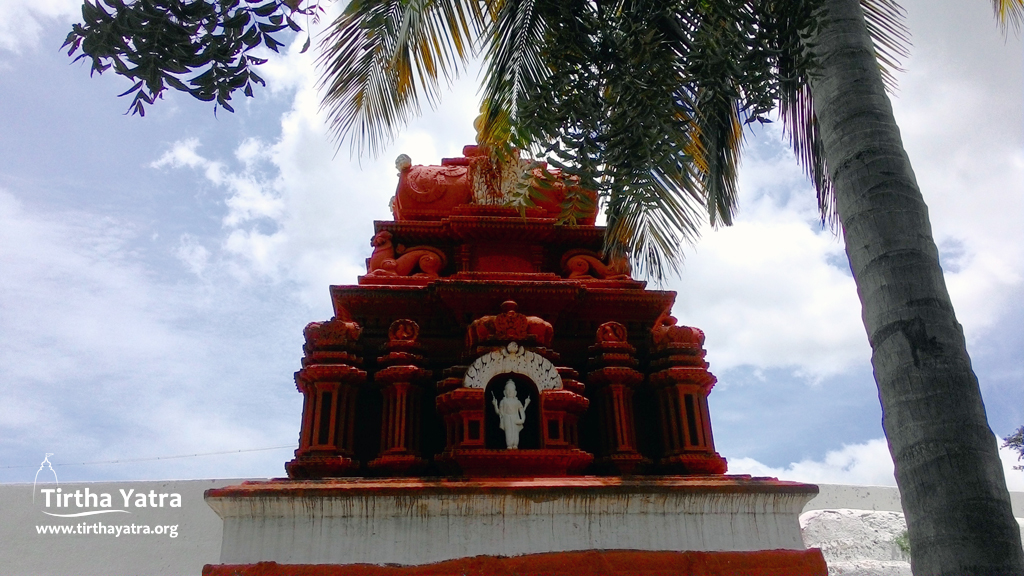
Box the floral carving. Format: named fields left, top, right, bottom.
left=466, top=300, right=554, bottom=348
left=596, top=321, right=628, bottom=343
left=463, top=341, right=562, bottom=391
left=388, top=319, right=420, bottom=343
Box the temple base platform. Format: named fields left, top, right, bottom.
left=203, top=476, right=827, bottom=576
left=203, top=549, right=827, bottom=576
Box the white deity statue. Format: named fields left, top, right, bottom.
left=491, top=380, right=531, bottom=449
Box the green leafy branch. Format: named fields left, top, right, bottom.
left=63, top=0, right=325, bottom=115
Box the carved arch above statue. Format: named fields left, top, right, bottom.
left=463, top=341, right=562, bottom=391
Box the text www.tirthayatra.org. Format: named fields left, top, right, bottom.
left=36, top=522, right=178, bottom=538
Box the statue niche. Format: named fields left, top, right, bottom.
left=433, top=301, right=592, bottom=476
left=485, top=376, right=539, bottom=450
left=366, top=230, right=447, bottom=278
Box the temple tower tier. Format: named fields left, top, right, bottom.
left=205, top=142, right=826, bottom=576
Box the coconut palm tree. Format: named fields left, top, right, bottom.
left=65, top=0, right=1024, bottom=573
left=805, top=2, right=1023, bottom=573
left=319, top=0, right=1024, bottom=572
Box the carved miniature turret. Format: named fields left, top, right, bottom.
left=587, top=322, right=648, bottom=474
left=286, top=319, right=366, bottom=479
left=367, top=319, right=432, bottom=475
left=648, top=311, right=728, bottom=474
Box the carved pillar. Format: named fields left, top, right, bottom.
left=587, top=322, right=647, bottom=474
left=286, top=319, right=366, bottom=479
left=368, top=320, right=431, bottom=475
left=538, top=371, right=589, bottom=450
left=648, top=314, right=728, bottom=475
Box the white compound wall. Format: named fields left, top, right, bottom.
left=1, top=480, right=1021, bottom=576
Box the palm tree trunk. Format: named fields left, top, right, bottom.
left=805, top=0, right=1024, bottom=573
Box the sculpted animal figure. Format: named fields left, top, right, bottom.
left=366, top=231, right=447, bottom=277
left=650, top=308, right=704, bottom=349
left=561, top=250, right=632, bottom=280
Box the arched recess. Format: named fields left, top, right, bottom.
left=463, top=342, right=562, bottom=391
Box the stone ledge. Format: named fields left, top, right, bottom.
left=206, top=474, right=817, bottom=499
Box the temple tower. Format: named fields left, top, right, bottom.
left=204, top=143, right=828, bottom=576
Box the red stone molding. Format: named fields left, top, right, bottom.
left=204, top=549, right=828, bottom=576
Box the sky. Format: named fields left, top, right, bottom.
left=0, top=0, right=1022, bottom=489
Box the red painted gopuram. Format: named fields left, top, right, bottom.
left=203, top=142, right=827, bottom=576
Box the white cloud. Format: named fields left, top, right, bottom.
left=175, top=234, right=210, bottom=277
left=892, top=0, right=1024, bottom=343
left=0, top=189, right=301, bottom=481
left=149, top=26, right=481, bottom=304
left=667, top=129, right=869, bottom=378
left=0, top=0, right=79, bottom=53
left=730, top=436, right=1024, bottom=492
left=730, top=438, right=897, bottom=486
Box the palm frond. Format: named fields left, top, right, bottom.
left=859, top=0, right=911, bottom=92
left=664, top=1, right=750, bottom=229
left=992, top=0, right=1024, bottom=31
left=693, top=93, right=742, bottom=228
left=500, top=0, right=712, bottom=280
left=604, top=178, right=702, bottom=282
left=478, top=0, right=558, bottom=147
left=780, top=84, right=836, bottom=227
left=600, top=10, right=708, bottom=280
left=317, top=0, right=484, bottom=157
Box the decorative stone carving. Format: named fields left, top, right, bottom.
left=587, top=322, right=647, bottom=474
left=303, top=319, right=362, bottom=351
left=287, top=319, right=366, bottom=479
left=648, top=309, right=726, bottom=475
left=388, top=318, right=420, bottom=343
left=466, top=300, right=554, bottom=349
left=369, top=319, right=431, bottom=475
left=491, top=380, right=531, bottom=449
left=651, top=309, right=705, bottom=350
left=393, top=154, right=472, bottom=219
left=283, top=139, right=732, bottom=483
left=366, top=230, right=447, bottom=277
left=464, top=342, right=562, bottom=391
left=596, top=321, right=628, bottom=343
left=391, top=140, right=599, bottom=224
left=561, top=249, right=632, bottom=280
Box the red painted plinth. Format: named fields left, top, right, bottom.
left=436, top=448, right=593, bottom=477
left=203, top=549, right=827, bottom=576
